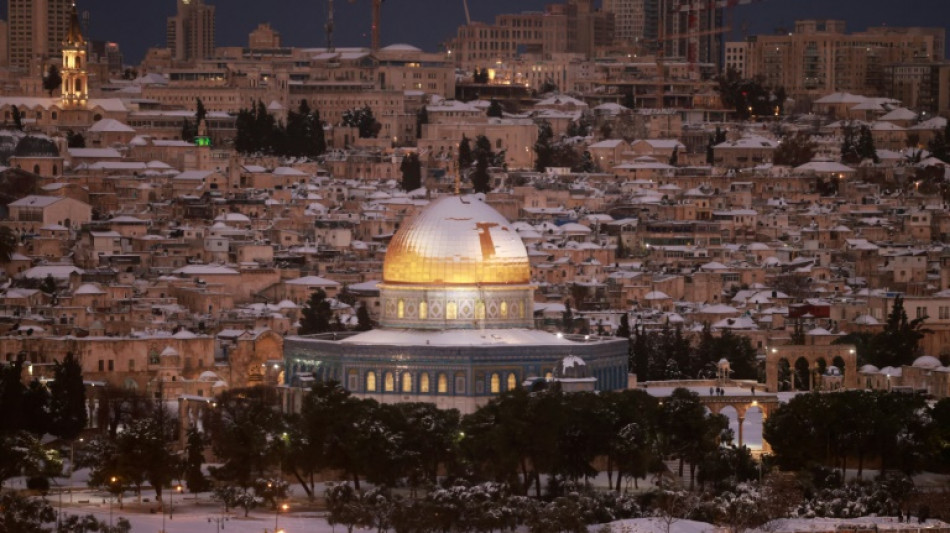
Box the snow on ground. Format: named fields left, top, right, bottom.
left=592, top=517, right=717, bottom=533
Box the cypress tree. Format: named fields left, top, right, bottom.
left=48, top=352, right=87, bottom=441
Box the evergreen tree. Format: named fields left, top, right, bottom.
left=195, top=98, right=207, bottom=128
left=356, top=304, right=373, bottom=331
left=183, top=425, right=210, bottom=496
left=11, top=105, right=22, bottom=131
left=562, top=299, right=574, bottom=333
left=40, top=274, right=57, bottom=295
left=43, top=65, right=62, bottom=97
left=616, top=313, right=631, bottom=339
left=299, top=289, right=334, bottom=334
left=857, top=125, right=879, bottom=163
left=66, top=130, right=86, bottom=148
left=48, top=352, right=87, bottom=441
left=180, top=118, right=197, bottom=143
left=400, top=152, right=422, bottom=191
left=841, top=123, right=861, bottom=164
left=0, top=226, right=18, bottom=264
left=487, top=99, right=503, bottom=118
left=458, top=135, right=473, bottom=169
left=471, top=135, right=493, bottom=193
left=534, top=121, right=555, bottom=172
left=927, top=132, right=949, bottom=163
left=773, top=132, right=817, bottom=167
left=669, top=146, right=678, bottom=166
left=341, top=106, right=381, bottom=139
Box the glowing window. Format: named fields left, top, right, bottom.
left=437, top=373, right=448, bottom=393
left=402, top=372, right=412, bottom=392
left=544, top=371, right=553, bottom=379
left=490, top=373, right=500, bottom=393
left=446, top=301, right=458, bottom=320
left=384, top=372, right=395, bottom=392
left=500, top=301, right=508, bottom=318
left=366, top=371, right=377, bottom=392
left=475, top=301, right=485, bottom=320
left=419, top=301, right=427, bottom=319
left=507, top=373, right=517, bottom=390
left=420, top=373, right=430, bottom=393
left=397, top=299, right=405, bottom=318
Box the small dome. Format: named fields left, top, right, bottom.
left=859, top=364, right=879, bottom=373
left=14, top=136, right=59, bottom=158
left=912, top=355, right=942, bottom=369
left=555, top=355, right=590, bottom=379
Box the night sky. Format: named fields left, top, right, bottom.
left=12, top=0, right=950, bottom=63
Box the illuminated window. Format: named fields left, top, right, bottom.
left=366, top=371, right=377, bottom=392
left=420, top=373, right=430, bottom=393
left=544, top=371, right=553, bottom=379
left=397, top=299, right=405, bottom=318
left=437, top=373, right=448, bottom=393
left=384, top=372, right=395, bottom=392
left=500, top=301, right=508, bottom=318
left=475, top=301, right=485, bottom=320
left=490, top=373, right=500, bottom=393
left=419, top=301, right=427, bottom=319
left=446, top=301, right=458, bottom=320
left=402, top=372, right=412, bottom=392
left=507, top=373, right=517, bottom=390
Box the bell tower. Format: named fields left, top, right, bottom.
left=61, top=2, right=88, bottom=108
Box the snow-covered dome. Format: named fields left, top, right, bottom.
left=382, top=195, right=530, bottom=285
left=555, top=355, right=590, bottom=379
left=912, top=355, right=942, bottom=369
left=859, top=364, right=879, bottom=373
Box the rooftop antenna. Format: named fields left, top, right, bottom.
left=326, top=0, right=335, bottom=52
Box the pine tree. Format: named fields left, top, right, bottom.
left=400, top=152, right=423, bottom=191
left=669, top=147, right=679, bottom=166
left=181, top=118, right=196, bottom=143
left=487, top=99, right=503, bottom=118
left=195, top=98, right=207, bottom=127
left=11, top=105, right=22, bottom=131
left=616, top=313, right=631, bottom=339
left=183, top=426, right=210, bottom=497
left=43, top=65, right=62, bottom=97
left=458, top=135, right=474, bottom=169
left=534, top=121, right=555, bottom=172
left=48, top=352, right=87, bottom=441
left=299, top=289, right=333, bottom=334
left=356, top=304, right=373, bottom=331
left=471, top=135, right=493, bottom=193
left=857, top=125, right=879, bottom=163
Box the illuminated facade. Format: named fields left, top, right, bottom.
left=285, top=195, right=629, bottom=413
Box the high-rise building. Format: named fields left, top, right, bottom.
left=732, top=20, right=946, bottom=100
left=167, top=0, right=216, bottom=62
left=7, top=0, right=73, bottom=71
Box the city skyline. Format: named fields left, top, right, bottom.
left=7, top=0, right=949, bottom=63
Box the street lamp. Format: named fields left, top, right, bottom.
left=109, top=476, right=118, bottom=529
left=275, top=502, right=289, bottom=531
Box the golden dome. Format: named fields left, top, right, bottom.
left=383, top=196, right=531, bottom=286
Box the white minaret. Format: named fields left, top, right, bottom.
left=61, top=2, right=88, bottom=108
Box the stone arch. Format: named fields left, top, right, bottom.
left=793, top=357, right=810, bottom=390
left=766, top=345, right=857, bottom=392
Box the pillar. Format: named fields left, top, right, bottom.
left=737, top=415, right=745, bottom=447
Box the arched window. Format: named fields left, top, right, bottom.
left=420, top=373, right=430, bottom=393
left=419, top=301, right=427, bottom=319
left=397, top=299, right=404, bottom=318
left=384, top=372, right=395, bottom=392
left=507, top=373, right=517, bottom=390
left=347, top=369, right=359, bottom=391
left=454, top=372, right=466, bottom=394
left=52, top=165, right=58, bottom=176
left=490, top=373, right=500, bottom=393
left=437, top=373, right=448, bottom=393
left=475, top=301, right=485, bottom=320
left=446, top=301, right=458, bottom=320
left=500, top=301, right=508, bottom=319
left=33, top=165, right=40, bottom=174
left=401, top=372, right=412, bottom=392
left=366, top=371, right=377, bottom=392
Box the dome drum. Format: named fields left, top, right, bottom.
left=379, top=284, right=534, bottom=329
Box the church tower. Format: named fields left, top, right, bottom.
left=60, top=2, right=88, bottom=108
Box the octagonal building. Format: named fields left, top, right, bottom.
left=283, top=195, right=629, bottom=413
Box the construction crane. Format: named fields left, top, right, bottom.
left=348, top=0, right=384, bottom=52
left=326, top=0, right=335, bottom=51
left=463, top=0, right=471, bottom=25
